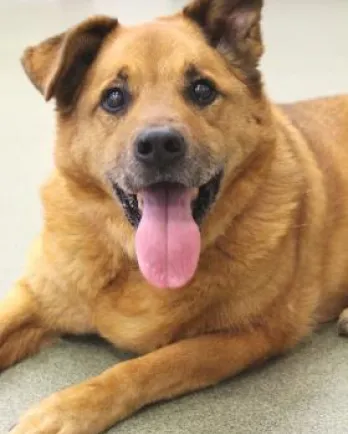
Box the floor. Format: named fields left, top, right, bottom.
left=0, top=1, right=347, bottom=433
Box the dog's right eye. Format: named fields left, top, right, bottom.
left=101, top=87, right=128, bottom=113
left=188, top=79, right=217, bottom=107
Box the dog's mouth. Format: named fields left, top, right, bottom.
left=112, top=171, right=222, bottom=289
left=113, top=171, right=222, bottom=228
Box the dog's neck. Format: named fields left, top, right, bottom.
left=201, top=103, right=305, bottom=252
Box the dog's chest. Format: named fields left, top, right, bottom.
left=93, top=278, right=216, bottom=353
left=95, top=302, right=181, bottom=353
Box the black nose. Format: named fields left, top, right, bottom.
left=134, top=127, right=186, bottom=167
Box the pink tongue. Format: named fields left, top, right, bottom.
left=135, top=185, right=201, bottom=289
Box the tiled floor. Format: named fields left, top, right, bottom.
left=0, top=0, right=347, bottom=297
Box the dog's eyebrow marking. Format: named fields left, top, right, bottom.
left=116, top=67, right=129, bottom=82
left=185, top=64, right=201, bottom=81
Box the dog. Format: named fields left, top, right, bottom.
left=1, top=0, right=348, bottom=432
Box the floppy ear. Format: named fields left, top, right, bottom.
left=21, top=16, right=118, bottom=109
left=184, top=0, right=263, bottom=82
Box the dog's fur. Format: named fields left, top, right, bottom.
left=2, top=0, right=348, bottom=432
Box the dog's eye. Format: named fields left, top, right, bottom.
left=101, top=87, right=128, bottom=113
left=189, top=79, right=217, bottom=106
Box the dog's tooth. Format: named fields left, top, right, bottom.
left=191, top=188, right=199, bottom=201
left=137, top=194, right=144, bottom=211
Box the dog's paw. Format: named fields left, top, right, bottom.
left=9, top=382, right=113, bottom=434
left=338, top=308, right=348, bottom=336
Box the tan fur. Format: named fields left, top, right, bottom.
left=2, top=1, right=348, bottom=432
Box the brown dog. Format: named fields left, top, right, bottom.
left=1, top=0, right=348, bottom=432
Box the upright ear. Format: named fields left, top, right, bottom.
left=184, top=0, right=263, bottom=82
left=21, top=16, right=118, bottom=109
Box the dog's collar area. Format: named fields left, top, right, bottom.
left=112, top=171, right=223, bottom=228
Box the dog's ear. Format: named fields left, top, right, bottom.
left=184, top=0, right=263, bottom=71
left=21, top=16, right=118, bottom=109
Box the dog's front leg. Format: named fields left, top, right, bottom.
left=11, top=325, right=292, bottom=434
left=0, top=282, right=55, bottom=371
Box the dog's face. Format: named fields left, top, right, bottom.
left=22, top=0, right=271, bottom=289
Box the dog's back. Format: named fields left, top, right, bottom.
left=280, top=95, right=348, bottom=322
left=282, top=95, right=348, bottom=151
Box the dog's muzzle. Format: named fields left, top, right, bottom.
left=107, top=127, right=223, bottom=289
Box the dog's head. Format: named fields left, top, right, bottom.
left=22, top=0, right=273, bottom=289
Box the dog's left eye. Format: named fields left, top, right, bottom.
left=189, top=79, right=217, bottom=106
left=101, top=87, right=128, bottom=113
